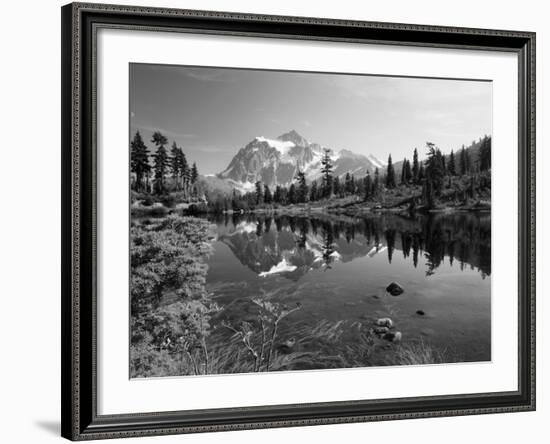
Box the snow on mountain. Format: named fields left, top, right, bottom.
left=367, top=154, right=386, bottom=170
left=216, top=130, right=383, bottom=190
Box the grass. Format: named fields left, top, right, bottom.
left=389, top=339, right=448, bottom=366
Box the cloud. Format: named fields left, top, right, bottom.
left=132, top=123, right=197, bottom=140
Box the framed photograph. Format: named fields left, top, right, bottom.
left=61, top=2, right=536, bottom=440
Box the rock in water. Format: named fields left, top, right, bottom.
left=383, top=331, right=402, bottom=342
left=386, top=282, right=404, bottom=296
left=375, top=317, right=393, bottom=328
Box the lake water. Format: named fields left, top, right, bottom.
left=203, top=212, right=491, bottom=365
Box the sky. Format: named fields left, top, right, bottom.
left=130, top=63, right=492, bottom=175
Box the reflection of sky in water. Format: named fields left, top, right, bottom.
left=205, top=213, right=491, bottom=364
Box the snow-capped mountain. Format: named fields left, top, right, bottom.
left=217, top=130, right=385, bottom=190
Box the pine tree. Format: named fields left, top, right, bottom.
left=295, top=170, right=308, bottom=203
left=130, top=131, right=150, bottom=192
left=364, top=172, right=372, bottom=201
left=191, top=162, right=199, bottom=184
left=333, top=176, right=342, bottom=197
left=412, top=148, right=419, bottom=184
left=460, top=145, right=469, bottom=175
left=288, top=183, right=297, bottom=204
left=264, top=184, right=272, bottom=204
left=424, top=142, right=445, bottom=208
left=373, top=168, right=380, bottom=195
left=169, top=141, right=180, bottom=190
left=320, top=148, right=333, bottom=198
left=273, top=185, right=283, bottom=204
left=309, top=180, right=318, bottom=201
left=405, top=159, right=413, bottom=183
left=448, top=150, right=456, bottom=176
left=479, top=136, right=491, bottom=171
left=344, top=172, right=353, bottom=195
left=151, top=131, right=169, bottom=194
left=418, top=163, right=425, bottom=181
left=386, top=154, right=396, bottom=188
left=400, top=158, right=407, bottom=185
left=255, top=181, right=264, bottom=205
left=179, top=150, right=190, bottom=196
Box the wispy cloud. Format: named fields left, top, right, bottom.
left=184, top=68, right=235, bottom=83
left=132, top=123, right=197, bottom=140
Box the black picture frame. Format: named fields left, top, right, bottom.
left=61, top=2, right=536, bottom=440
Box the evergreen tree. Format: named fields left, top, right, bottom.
left=460, top=145, right=469, bottom=175
left=448, top=150, right=456, bottom=176
left=344, top=172, right=353, bottom=195
left=288, top=183, right=297, bottom=204
left=385, top=154, right=396, bottom=188
left=191, top=162, right=199, bottom=184
left=333, top=176, right=342, bottom=197
left=151, top=131, right=169, bottom=194
left=412, top=148, right=419, bottom=184
left=295, top=170, right=308, bottom=203
left=130, top=131, right=150, bottom=192
left=479, top=136, right=491, bottom=171
left=405, top=159, right=413, bottom=183
left=263, top=184, right=272, bottom=204
left=255, top=181, right=264, bottom=205
left=273, top=185, right=283, bottom=204
left=418, top=163, right=425, bottom=181
left=320, top=148, right=334, bottom=198
left=373, top=168, right=380, bottom=195
left=364, top=172, right=372, bottom=201
left=169, top=141, right=180, bottom=190
left=424, top=142, right=445, bottom=208
left=310, top=180, right=318, bottom=201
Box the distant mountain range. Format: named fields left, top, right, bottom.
left=204, top=130, right=386, bottom=193
left=200, top=129, right=489, bottom=195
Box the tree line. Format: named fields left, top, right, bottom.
left=218, top=135, right=491, bottom=212
left=131, top=130, right=199, bottom=196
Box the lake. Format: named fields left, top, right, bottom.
left=203, top=211, right=491, bottom=366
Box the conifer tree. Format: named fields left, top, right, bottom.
left=130, top=131, right=150, bottom=192
left=170, top=141, right=180, bottom=190
left=320, top=148, right=334, bottom=198
left=288, top=183, right=297, bottom=204
left=385, top=154, right=396, bottom=188
left=151, top=131, right=169, bottom=194
left=295, top=170, right=308, bottom=203
left=364, top=172, right=372, bottom=201
left=255, top=181, right=264, bottom=205
left=479, top=136, right=491, bottom=171
left=333, top=176, right=342, bottom=197
left=309, top=180, right=318, bottom=201
left=263, top=184, right=272, bottom=204
left=373, top=168, right=380, bottom=195
left=191, top=162, right=199, bottom=184
left=460, top=145, right=469, bottom=175
left=448, top=149, right=456, bottom=176
left=412, top=148, right=419, bottom=184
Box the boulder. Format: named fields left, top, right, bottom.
left=374, top=326, right=390, bottom=335
left=386, top=281, right=404, bottom=296
left=375, top=317, right=393, bottom=328
left=383, top=331, right=402, bottom=342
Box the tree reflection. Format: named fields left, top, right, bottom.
left=213, top=212, right=491, bottom=278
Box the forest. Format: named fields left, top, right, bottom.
left=130, top=129, right=492, bottom=216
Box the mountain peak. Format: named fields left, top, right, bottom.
left=277, top=130, right=308, bottom=147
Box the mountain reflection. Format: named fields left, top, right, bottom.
left=209, top=212, right=491, bottom=280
